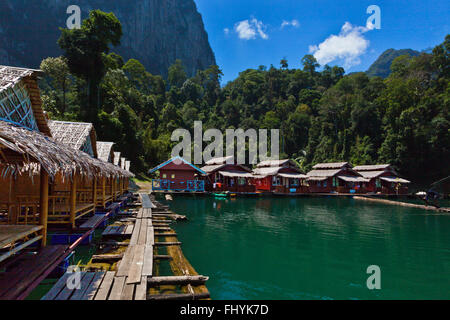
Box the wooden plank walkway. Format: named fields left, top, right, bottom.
left=79, top=214, right=106, bottom=230
left=42, top=193, right=208, bottom=300
left=102, top=225, right=133, bottom=237
left=1, top=245, right=67, bottom=300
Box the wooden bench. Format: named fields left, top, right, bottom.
left=0, top=225, right=44, bottom=263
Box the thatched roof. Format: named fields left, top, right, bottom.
left=121, top=157, right=126, bottom=169
left=97, top=141, right=114, bottom=163
left=125, top=161, right=130, bottom=172
left=0, top=65, right=51, bottom=136
left=0, top=120, right=133, bottom=179
left=113, top=152, right=121, bottom=166
left=48, top=120, right=97, bottom=157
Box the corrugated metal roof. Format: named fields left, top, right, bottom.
left=278, top=173, right=308, bottom=179
left=307, top=169, right=342, bottom=177
left=256, top=159, right=291, bottom=168
left=358, top=170, right=386, bottom=179
left=219, top=171, right=254, bottom=178
left=313, top=162, right=350, bottom=169
left=205, top=156, right=234, bottom=165
left=201, top=164, right=227, bottom=173
left=380, top=176, right=410, bottom=183
left=353, top=164, right=391, bottom=171
left=253, top=166, right=282, bottom=177
left=338, top=176, right=370, bottom=182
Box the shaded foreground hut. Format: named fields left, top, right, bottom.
left=0, top=66, right=133, bottom=264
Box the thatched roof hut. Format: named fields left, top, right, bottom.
left=48, top=120, right=97, bottom=158
left=0, top=120, right=133, bottom=179
left=113, top=152, right=121, bottom=166
left=97, top=141, right=115, bottom=163
left=0, top=66, right=51, bottom=136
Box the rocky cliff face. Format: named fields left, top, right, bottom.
left=0, top=0, right=216, bottom=77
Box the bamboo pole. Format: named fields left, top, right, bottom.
left=111, top=177, right=115, bottom=201
left=70, top=176, right=77, bottom=228
left=39, top=170, right=49, bottom=246
left=9, top=175, right=18, bottom=224
left=93, top=177, right=97, bottom=209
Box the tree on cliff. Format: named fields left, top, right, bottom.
left=58, top=10, right=122, bottom=122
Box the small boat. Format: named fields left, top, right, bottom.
left=213, top=192, right=229, bottom=198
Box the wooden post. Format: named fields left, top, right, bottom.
left=8, top=175, right=18, bottom=224
left=112, top=177, right=115, bottom=201
left=39, top=170, right=49, bottom=247
left=70, top=176, right=77, bottom=229
left=93, top=177, right=97, bottom=209
left=102, top=177, right=106, bottom=208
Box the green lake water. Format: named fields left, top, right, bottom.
left=161, top=195, right=450, bottom=300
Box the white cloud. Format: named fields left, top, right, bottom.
left=309, top=22, right=372, bottom=69
left=234, top=18, right=268, bottom=40
left=281, top=19, right=300, bottom=29
left=224, top=28, right=230, bottom=35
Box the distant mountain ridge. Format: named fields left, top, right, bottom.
left=366, top=48, right=421, bottom=78
left=0, top=0, right=216, bottom=78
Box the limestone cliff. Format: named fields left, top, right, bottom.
left=0, top=0, right=216, bottom=77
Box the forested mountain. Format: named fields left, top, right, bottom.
left=0, top=0, right=215, bottom=78
left=366, top=49, right=420, bottom=78
left=38, top=10, right=449, bottom=186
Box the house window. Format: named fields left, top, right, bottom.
left=332, top=177, right=338, bottom=187
left=323, top=180, right=327, bottom=187
left=291, top=179, right=299, bottom=186
left=272, top=176, right=281, bottom=186
left=238, top=178, right=246, bottom=186
left=171, top=174, right=176, bottom=179
left=162, top=174, right=167, bottom=179
left=376, top=179, right=381, bottom=188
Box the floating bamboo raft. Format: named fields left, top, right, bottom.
left=354, top=196, right=450, bottom=213
left=42, top=193, right=209, bottom=300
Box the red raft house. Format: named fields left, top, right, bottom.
left=149, top=157, right=206, bottom=192
left=306, top=162, right=369, bottom=193
left=353, top=164, right=410, bottom=195
left=252, top=160, right=308, bottom=193
left=201, top=156, right=255, bottom=193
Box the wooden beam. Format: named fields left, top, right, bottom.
left=147, top=292, right=210, bottom=300
left=39, top=170, right=49, bottom=246
left=154, top=241, right=182, bottom=246
left=69, top=176, right=77, bottom=229
left=147, top=275, right=209, bottom=286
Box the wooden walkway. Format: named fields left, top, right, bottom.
left=43, top=193, right=154, bottom=300
left=0, top=245, right=67, bottom=300
left=42, top=193, right=209, bottom=300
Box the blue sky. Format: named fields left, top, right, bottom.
left=194, top=0, right=450, bottom=83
